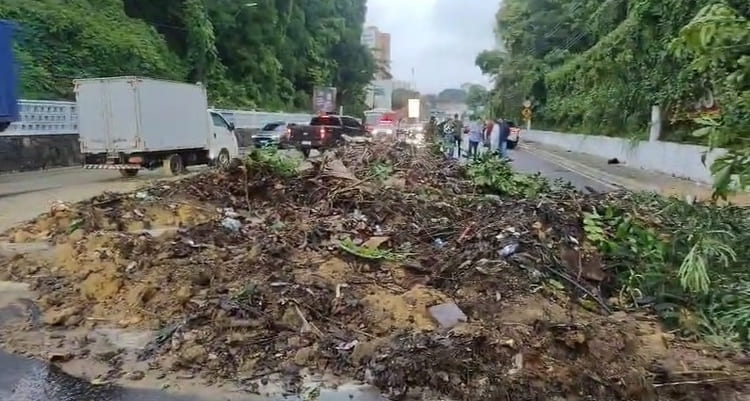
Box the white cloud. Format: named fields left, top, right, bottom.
left=366, top=0, right=498, bottom=94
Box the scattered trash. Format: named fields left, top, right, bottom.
left=125, top=370, right=146, bottom=381
left=428, top=302, right=467, bottom=329
left=134, top=191, right=150, bottom=200
left=499, top=243, right=519, bottom=257
left=1, top=140, right=746, bottom=401
left=336, top=339, right=359, bottom=351
left=507, top=352, right=524, bottom=375
left=220, top=217, right=242, bottom=232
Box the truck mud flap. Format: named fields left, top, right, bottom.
left=84, top=164, right=141, bottom=170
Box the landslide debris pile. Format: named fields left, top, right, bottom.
left=1, top=142, right=749, bottom=400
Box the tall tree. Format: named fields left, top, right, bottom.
left=2, top=0, right=375, bottom=112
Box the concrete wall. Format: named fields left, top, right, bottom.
left=0, top=134, right=81, bottom=173
left=523, top=129, right=727, bottom=184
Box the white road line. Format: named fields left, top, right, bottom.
left=517, top=145, right=621, bottom=190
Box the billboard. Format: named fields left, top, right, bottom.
left=313, top=87, right=337, bottom=113
left=407, top=98, right=420, bottom=119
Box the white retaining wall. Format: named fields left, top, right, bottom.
left=523, top=129, right=727, bottom=184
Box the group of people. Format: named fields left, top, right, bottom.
left=428, top=114, right=512, bottom=160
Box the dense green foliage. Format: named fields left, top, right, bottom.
left=671, top=4, right=749, bottom=197
left=477, top=0, right=748, bottom=144
left=467, top=152, right=551, bottom=198
left=585, top=193, right=750, bottom=349
left=465, top=84, right=489, bottom=116
left=1, top=0, right=375, bottom=113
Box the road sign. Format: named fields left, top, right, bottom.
left=313, top=87, right=337, bottom=113
left=522, top=107, right=532, bottom=121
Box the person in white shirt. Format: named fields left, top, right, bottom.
left=467, top=117, right=484, bottom=159
left=488, top=118, right=501, bottom=153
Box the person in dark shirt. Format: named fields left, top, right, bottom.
left=498, top=118, right=511, bottom=158
left=452, top=114, right=463, bottom=158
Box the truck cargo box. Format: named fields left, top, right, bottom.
left=75, top=77, right=210, bottom=154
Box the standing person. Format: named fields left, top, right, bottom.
left=467, top=117, right=483, bottom=159
left=498, top=118, right=511, bottom=158
left=425, top=115, right=437, bottom=142
left=441, top=116, right=457, bottom=158
left=452, top=114, right=463, bottom=158
left=488, top=117, right=501, bottom=154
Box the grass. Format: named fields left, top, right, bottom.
left=466, top=152, right=551, bottom=197
left=245, top=146, right=299, bottom=178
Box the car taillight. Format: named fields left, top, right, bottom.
left=320, top=127, right=326, bottom=139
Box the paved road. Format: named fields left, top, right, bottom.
left=0, top=167, right=205, bottom=232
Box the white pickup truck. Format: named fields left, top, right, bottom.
left=75, top=76, right=239, bottom=177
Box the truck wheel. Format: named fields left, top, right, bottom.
left=0, top=122, right=9, bottom=133
left=119, top=169, right=139, bottom=178
left=163, top=154, right=184, bottom=176
left=217, top=149, right=231, bottom=170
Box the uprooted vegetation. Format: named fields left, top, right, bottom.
left=1, top=142, right=748, bottom=400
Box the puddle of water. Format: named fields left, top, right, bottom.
left=0, top=348, right=385, bottom=401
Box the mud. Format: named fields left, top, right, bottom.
left=0, top=141, right=748, bottom=400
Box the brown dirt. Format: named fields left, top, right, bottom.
left=0, top=141, right=747, bottom=400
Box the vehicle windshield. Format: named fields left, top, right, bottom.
left=364, top=113, right=382, bottom=125
left=261, top=122, right=282, bottom=131
left=365, top=112, right=395, bottom=126
left=310, top=116, right=341, bottom=126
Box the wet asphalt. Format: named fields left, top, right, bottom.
left=0, top=351, right=206, bottom=401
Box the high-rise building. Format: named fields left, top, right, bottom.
left=361, top=26, right=391, bottom=80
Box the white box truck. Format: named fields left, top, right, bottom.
left=75, top=76, right=239, bottom=177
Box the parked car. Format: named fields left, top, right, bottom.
left=252, top=121, right=290, bottom=148
left=288, top=114, right=367, bottom=157
left=76, top=77, right=240, bottom=177
left=506, top=120, right=522, bottom=149
left=364, top=109, right=398, bottom=139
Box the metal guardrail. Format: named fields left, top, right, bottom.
left=3, top=99, right=314, bottom=136
left=3, top=100, right=78, bottom=135
left=216, top=109, right=313, bottom=129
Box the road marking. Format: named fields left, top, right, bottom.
left=517, top=144, right=626, bottom=191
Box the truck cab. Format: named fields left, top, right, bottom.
left=208, top=110, right=239, bottom=167
left=0, top=20, right=19, bottom=133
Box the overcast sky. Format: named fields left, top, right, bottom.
left=366, top=0, right=499, bottom=94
